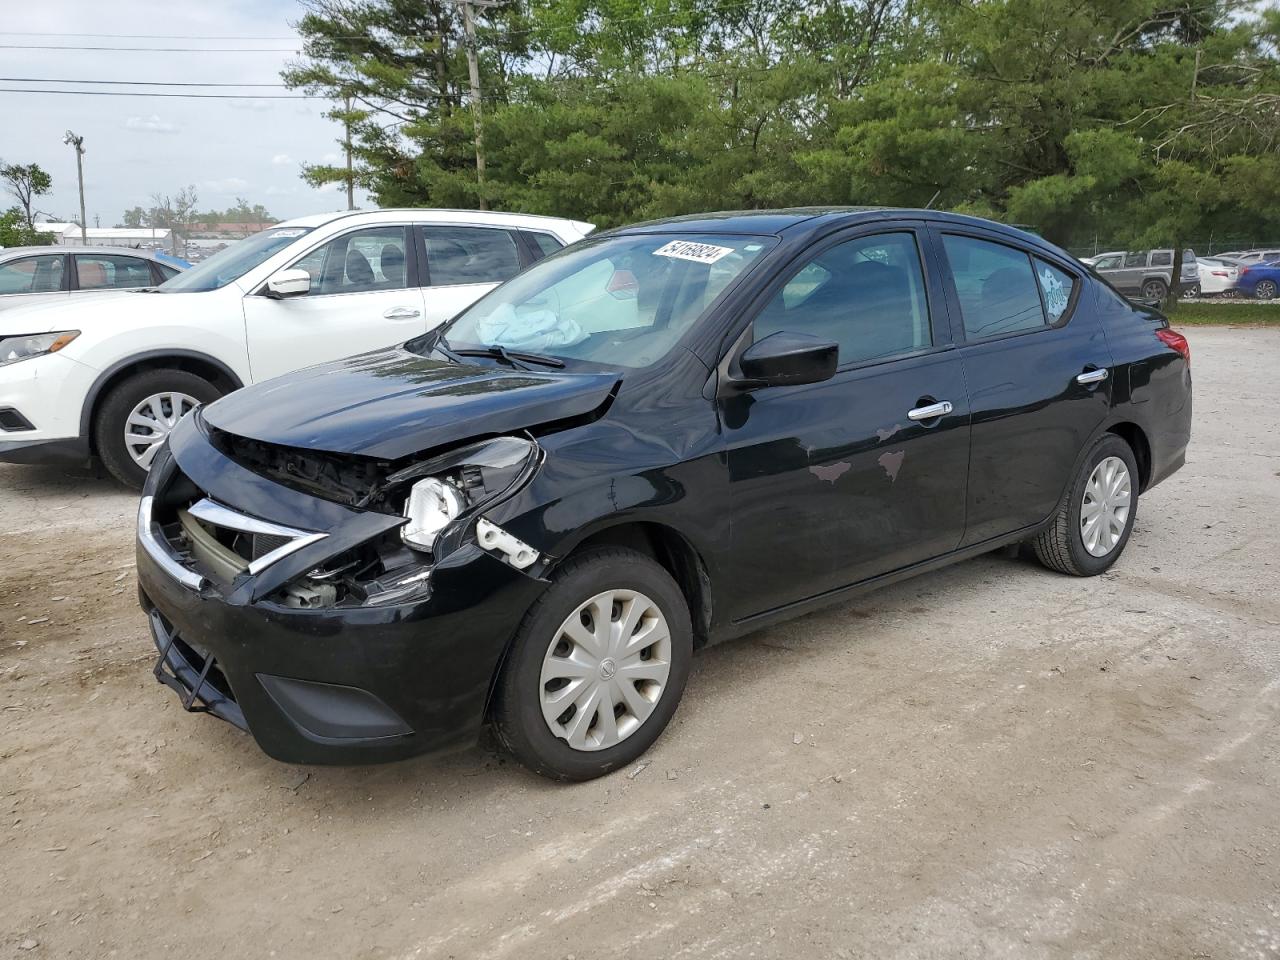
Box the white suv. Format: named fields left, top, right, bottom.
left=0, top=209, right=593, bottom=486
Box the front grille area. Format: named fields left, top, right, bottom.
left=208, top=428, right=390, bottom=507
left=149, top=466, right=328, bottom=586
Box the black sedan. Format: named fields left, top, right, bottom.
left=136, top=208, right=1192, bottom=781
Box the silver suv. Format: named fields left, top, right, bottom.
left=1086, top=249, right=1198, bottom=299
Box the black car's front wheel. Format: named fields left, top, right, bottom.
left=1032, top=434, right=1139, bottom=577
left=493, top=547, right=693, bottom=781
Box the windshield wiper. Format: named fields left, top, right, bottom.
left=452, top=344, right=566, bottom=370
left=431, top=334, right=465, bottom=364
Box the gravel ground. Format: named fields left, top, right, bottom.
left=2, top=327, right=1278, bottom=960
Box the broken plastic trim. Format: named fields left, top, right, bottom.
left=475, top=518, right=539, bottom=570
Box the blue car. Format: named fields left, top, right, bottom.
left=1236, top=260, right=1280, bottom=300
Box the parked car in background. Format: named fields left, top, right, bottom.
left=1235, top=260, right=1280, bottom=300
left=135, top=208, right=1192, bottom=779
left=0, top=246, right=186, bottom=311
left=1231, top=248, right=1280, bottom=264
left=0, top=209, right=594, bottom=485
left=1194, top=257, right=1241, bottom=297
left=1087, top=249, right=1199, bottom=300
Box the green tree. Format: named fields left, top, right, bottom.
left=0, top=207, right=55, bottom=246
left=0, top=163, right=52, bottom=231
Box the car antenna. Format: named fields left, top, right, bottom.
left=925, top=189, right=941, bottom=210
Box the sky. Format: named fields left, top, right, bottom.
left=1, top=0, right=370, bottom=226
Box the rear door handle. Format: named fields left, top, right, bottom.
left=1076, top=368, right=1109, bottom=384
left=384, top=307, right=422, bottom=320
left=907, top=400, right=953, bottom=421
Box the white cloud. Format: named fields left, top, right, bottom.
left=271, top=153, right=295, bottom=166
left=125, top=114, right=179, bottom=135
left=203, top=177, right=250, bottom=194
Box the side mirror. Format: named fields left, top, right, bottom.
left=736, top=331, right=839, bottom=389
left=263, top=268, right=311, bottom=299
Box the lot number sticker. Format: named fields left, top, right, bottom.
left=653, top=240, right=735, bottom=264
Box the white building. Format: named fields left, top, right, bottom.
left=36, top=223, right=172, bottom=248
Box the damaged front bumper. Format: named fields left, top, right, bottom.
left=136, top=414, right=549, bottom=765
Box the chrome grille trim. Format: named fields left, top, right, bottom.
left=186, top=498, right=329, bottom=576
left=138, top=495, right=206, bottom=591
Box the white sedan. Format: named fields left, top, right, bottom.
left=1195, top=257, right=1242, bottom=296
left=0, top=208, right=593, bottom=486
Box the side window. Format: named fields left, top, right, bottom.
left=1149, top=250, right=1173, bottom=267
left=0, top=255, right=66, bottom=294
left=423, top=226, right=521, bottom=285
left=754, top=232, right=931, bottom=366
left=75, top=255, right=155, bottom=291
left=1034, top=258, right=1076, bottom=323
left=941, top=234, right=1045, bottom=339
left=156, top=264, right=181, bottom=282
left=1123, top=251, right=1146, bottom=268
left=1093, top=255, right=1122, bottom=271
left=290, top=227, right=409, bottom=296
left=525, top=232, right=564, bottom=261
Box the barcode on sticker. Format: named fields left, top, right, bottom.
left=653, top=240, right=734, bottom=264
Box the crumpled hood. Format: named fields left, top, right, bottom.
left=201, top=346, right=621, bottom=460
left=0, top=289, right=160, bottom=334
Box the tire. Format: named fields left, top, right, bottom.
left=1032, top=434, right=1139, bottom=577
left=1255, top=280, right=1277, bottom=300
left=93, top=368, right=222, bottom=488
left=1141, top=278, right=1168, bottom=300
left=493, top=546, right=693, bottom=781
left=1180, top=283, right=1200, bottom=299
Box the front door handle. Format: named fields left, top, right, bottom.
left=383, top=306, right=422, bottom=320
left=907, top=400, right=953, bottom=421
left=1076, top=367, right=1109, bottom=385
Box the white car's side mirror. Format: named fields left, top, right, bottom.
left=264, top=268, right=311, bottom=299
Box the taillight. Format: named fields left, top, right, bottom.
left=1211, top=270, right=1228, bottom=277
left=1240, top=265, right=1251, bottom=275
left=1156, top=327, right=1190, bottom=367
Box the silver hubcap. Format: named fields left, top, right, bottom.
left=124, top=391, right=198, bottom=470
left=1080, top=456, right=1132, bottom=557
left=539, top=589, right=672, bottom=752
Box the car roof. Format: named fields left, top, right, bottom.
left=0, top=244, right=173, bottom=260
left=610, top=206, right=1056, bottom=240
left=271, top=208, right=595, bottom=234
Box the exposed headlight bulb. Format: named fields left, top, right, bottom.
left=401, top=477, right=465, bottom=551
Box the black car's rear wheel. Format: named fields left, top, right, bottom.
left=493, top=547, right=692, bottom=781
left=1032, top=434, right=1139, bottom=577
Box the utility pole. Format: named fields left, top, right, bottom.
left=343, top=94, right=355, bottom=211
left=62, top=130, right=87, bottom=244
left=459, top=0, right=487, bottom=209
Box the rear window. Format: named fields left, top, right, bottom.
left=942, top=235, right=1046, bottom=339
left=1150, top=251, right=1172, bottom=267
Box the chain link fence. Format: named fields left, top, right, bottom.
left=1066, top=239, right=1280, bottom=259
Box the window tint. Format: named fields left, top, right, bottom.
left=754, top=232, right=931, bottom=365
left=1123, top=251, right=1146, bottom=268
left=291, top=226, right=409, bottom=295
left=942, top=235, right=1045, bottom=339
left=1034, top=258, right=1075, bottom=323
left=0, top=255, right=66, bottom=294
left=75, top=254, right=155, bottom=290
left=526, top=232, right=564, bottom=260
left=157, top=264, right=181, bottom=281
left=1150, top=250, right=1173, bottom=267
left=423, top=226, right=520, bottom=285
left=1093, top=255, right=1122, bottom=271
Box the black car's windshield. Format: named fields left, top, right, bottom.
left=157, top=226, right=314, bottom=293
left=429, top=233, right=774, bottom=368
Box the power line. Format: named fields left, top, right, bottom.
left=0, top=88, right=321, bottom=99
left=0, top=44, right=299, bottom=53
left=0, top=77, right=287, bottom=87
left=0, top=31, right=305, bottom=40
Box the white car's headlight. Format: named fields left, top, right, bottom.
left=0, top=331, right=80, bottom=367
left=397, top=436, right=540, bottom=553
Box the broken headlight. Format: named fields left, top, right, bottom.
left=395, top=436, right=540, bottom=554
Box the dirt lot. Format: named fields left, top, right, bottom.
left=3, top=327, right=1279, bottom=960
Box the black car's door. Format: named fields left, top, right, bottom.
left=930, top=226, right=1113, bottom=546
left=719, top=225, right=971, bottom=620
